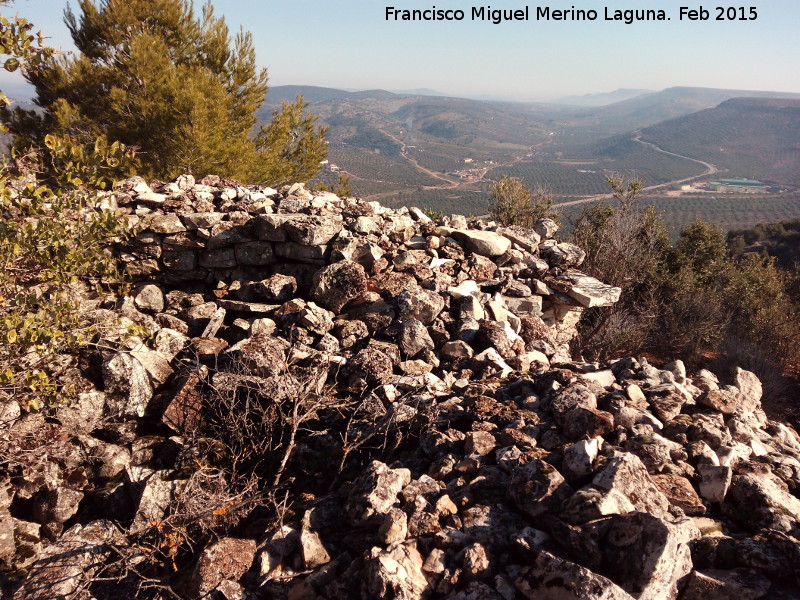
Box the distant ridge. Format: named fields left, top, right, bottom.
left=266, top=85, right=402, bottom=103
left=573, top=86, right=800, bottom=133
left=555, top=88, right=654, bottom=107
left=637, top=96, right=800, bottom=185
left=390, top=87, right=451, bottom=97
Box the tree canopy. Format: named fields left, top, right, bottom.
left=4, top=0, right=327, bottom=184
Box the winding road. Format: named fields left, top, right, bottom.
left=555, top=132, right=718, bottom=209
left=363, top=129, right=537, bottom=201
left=359, top=128, right=718, bottom=208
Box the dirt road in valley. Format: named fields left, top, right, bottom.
left=356, top=128, right=717, bottom=208
left=362, top=129, right=538, bottom=201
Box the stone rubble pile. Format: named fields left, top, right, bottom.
left=259, top=360, right=800, bottom=600
left=1, top=176, right=799, bottom=600
left=114, top=174, right=620, bottom=362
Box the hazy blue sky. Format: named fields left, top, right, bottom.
left=3, top=0, right=799, bottom=101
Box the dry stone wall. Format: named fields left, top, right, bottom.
left=115, top=175, right=620, bottom=359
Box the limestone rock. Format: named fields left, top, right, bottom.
left=379, top=507, right=409, bottom=545
left=347, top=461, right=412, bottom=526
left=596, top=512, right=699, bottom=600
left=510, top=459, right=573, bottom=519
left=133, top=283, right=165, bottom=313
left=681, top=568, right=772, bottom=600
left=102, top=352, right=153, bottom=417
left=533, top=218, right=559, bottom=239
left=226, top=334, right=290, bottom=378
left=651, top=474, right=706, bottom=516
left=12, top=520, right=123, bottom=600
left=451, top=229, right=512, bottom=257
left=561, top=272, right=622, bottom=308
left=515, top=549, right=635, bottom=600
left=299, top=526, right=331, bottom=570
left=311, top=260, right=367, bottom=312
left=724, top=465, right=800, bottom=534
left=363, top=543, right=431, bottom=600
left=592, top=453, right=672, bottom=519
left=397, top=286, right=446, bottom=325
left=697, top=463, right=733, bottom=504
left=398, top=318, right=435, bottom=357
left=543, top=242, right=586, bottom=267
left=344, top=347, right=395, bottom=388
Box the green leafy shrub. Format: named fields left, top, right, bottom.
left=0, top=137, right=137, bottom=408
left=489, top=175, right=558, bottom=228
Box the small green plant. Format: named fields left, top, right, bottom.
left=423, top=207, right=444, bottom=221
left=489, top=175, right=557, bottom=228
left=316, top=173, right=353, bottom=197
left=0, top=135, right=137, bottom=409
left=333, top=173, right=353, bottom=197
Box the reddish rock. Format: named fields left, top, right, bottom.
left=185, top=537, right=257, bottom=598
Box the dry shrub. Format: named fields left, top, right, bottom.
left=715, top=335, right=796, bottom=404
left=648, top=290, right=728, bottom=366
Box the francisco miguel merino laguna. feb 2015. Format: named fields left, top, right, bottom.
left=385, top=5, right=759, bottom=24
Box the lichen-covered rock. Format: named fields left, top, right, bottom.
left=184, top=537, right=257, bottom=598
left=363, top=542, right=431, bottom=600
left=346, top=461, right=412, bottom=526
left=723, top=465, right=800, bottom=534
left=225, top=334, right=290, bottom=378
left=343, top=347, right=394, bottom=388
left=515, top=549, right=635, bottom=600
left=397, top=286, right=446, bottom=325
left=398, top=318, right=435, bottom=357
left=311, top=260, right=367, bottom=312
left=510, top=459, right=573, bottom=519
left=681, top=568, right=771, bottom=600
left=12, top=520, right=123, bottom=600
left=651, top=474, right=706, bottom=516
left=596, top=512, right=699, bottom=600
left=592, top=452, right=673, bottom=519
left=102, top=352, right=153, bottom=417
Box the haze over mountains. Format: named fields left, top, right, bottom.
left=5, top=79, right=800, bottom=230
left=555, top=88, right=655, bottom=107
left=259, top=84, right=800, bottom=228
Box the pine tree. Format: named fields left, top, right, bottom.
left=5, top=0, right=326, bottom=184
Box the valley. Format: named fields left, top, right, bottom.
left=261, top=85, right=800, bottom=233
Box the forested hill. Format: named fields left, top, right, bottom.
left=638, top=98, right=800, bottom=185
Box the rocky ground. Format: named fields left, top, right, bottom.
left=1, top=177, right=799, bottom=599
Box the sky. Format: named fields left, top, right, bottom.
left=2, top=0, right=800, bottom=102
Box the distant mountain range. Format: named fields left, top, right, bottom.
left=555, top=88, right=655, bottom=107
left=568, top=86, right=800, bottom=136
left=389, top=88, right=451, bottom=97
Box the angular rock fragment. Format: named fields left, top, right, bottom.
left=12, top=521, right=123, bottom=600
left=450, top=229, right=512, bottom=257
left=515, top=549, right=635, bottom=600
left=510, top=459, right=573, bottom=519
left=363, top=543, right=431, bottom=600
left=681, top=568, right=772, bottom=600
left=102, top=352, right=153, bottom=417
left=346, top=461, right=412, bottom=526
left=592, top=453, right=672, bottom=519
left=185, top=537, right=257, bottom=598
left=311, top=260, right=367, bottom=312
left=398, top=318, right=435, bottom=357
